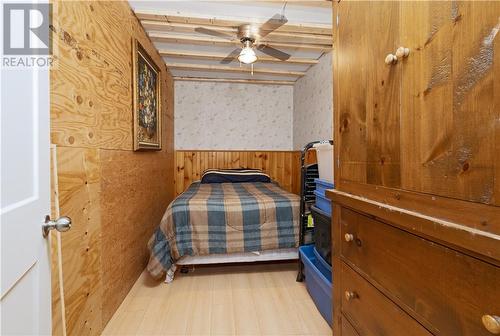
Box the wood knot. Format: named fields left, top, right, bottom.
left=88, top=101, right=93, bottom=107
left=63, top=31, right=72, bottom=44
left=343, top=118, right=349, bottom=129
left=380, top=157, right=385, bottom=165
left=76, top=50, right=83, bottom=60
left=76, top=95, right=83, bottom=104
left=68, top=136, right=75, bottom=144
left=86, top=33, right=91, bottom=40
left=88, top=132, right=94, bottom=138
left=462, top=162, right=470, bottom=172
left=394, top=193, right=401, bottom=200
left=89, top=4, right=94, bottom=11
left=381, top=80, right=385, bottom=86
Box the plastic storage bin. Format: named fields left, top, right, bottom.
left=314, top=178, right=334, bottom=196
left=313, top=142, right=334, bottom=184
left=311, top=205, right=332, bottom=265
left=299, top=245, right=332, bottom=326
left=314, top=190, right=332, bottom=216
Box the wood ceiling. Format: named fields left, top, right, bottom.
left=130, top=1, right=333, bottom=85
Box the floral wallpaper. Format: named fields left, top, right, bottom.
left=174, top=81, right=293, bottom=150
left=293, top=53, right=333, bottom=150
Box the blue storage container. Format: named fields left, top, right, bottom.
left=314, top=178, right=334, bottom=196
left=314, top=190, right=332, bottom=215
left=299, top=245, right=332, bottom=326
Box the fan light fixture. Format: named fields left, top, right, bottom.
left=238, top=40, right=257, bottom=64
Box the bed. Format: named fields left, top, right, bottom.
left=147, top=172, right=300, bottom=281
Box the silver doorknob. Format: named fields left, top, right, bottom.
left=42, top=215, right=71, bottom=237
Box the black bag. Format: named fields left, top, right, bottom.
left=311, top=205, right=332, bottom=265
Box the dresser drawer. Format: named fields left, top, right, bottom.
left=340, top=208, right=500, bottom=336
left=341, top=315, right=360, bottom=336
left=340, top=262, right=432, bottom=336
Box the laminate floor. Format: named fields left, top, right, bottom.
left=102, top=262, right=331, bottom=335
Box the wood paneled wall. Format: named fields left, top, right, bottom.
left=174, top=151, right=303, bottom=195
left=50, top=1, right=175, bottom=335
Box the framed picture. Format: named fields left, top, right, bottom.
left=132, top=40, right=161, bottom=150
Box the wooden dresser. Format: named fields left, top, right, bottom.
left=329, top=1, right=500, bottom=335
left=327, top=189, right=500, bottom=336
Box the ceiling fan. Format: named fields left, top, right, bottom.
left=195, top=13, right=291, bottom=65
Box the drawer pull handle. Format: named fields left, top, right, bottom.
left=482, top=315, right=500, bottom=334
left=345, top=291, right=358, bottom=301
left=395, top=46, right=410, bottom=58
left=344, top=233, right=354, bottom=242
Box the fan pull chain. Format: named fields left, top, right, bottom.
left=251, top=63, right=254, bottom=76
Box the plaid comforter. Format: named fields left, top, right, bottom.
left=147, top=182, right=300, bottom=278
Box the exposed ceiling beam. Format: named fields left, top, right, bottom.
left=150, top=33, right=331, bottom=52
left=254, top=1, right=332, bottom=9
left=174, top=77, right=296, bottom=85
left=135, top=10, right=332, bottom=35
left=141, top=20, right=333, bottom=45
left=159, top=50, right=319, bottom=65
left=166, top=62, right=306, bottom=77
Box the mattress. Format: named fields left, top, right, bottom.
left=147, top=182, right=300, bottom=278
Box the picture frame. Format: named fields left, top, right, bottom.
left=132, top=39, right=161, bottom=151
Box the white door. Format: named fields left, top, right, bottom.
left=1, top=1, right=53, bottom=334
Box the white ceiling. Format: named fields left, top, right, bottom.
left=129, top=1, right=333, bottom=84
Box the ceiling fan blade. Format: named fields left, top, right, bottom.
left=259, top=14, right=288, bottom=38
left=220, top=48, right=241, bottom=64
left=257, top=45, right=291, bottom=61
left=195, top=27, right=234, bottom=40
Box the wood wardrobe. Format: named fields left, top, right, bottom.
left=327, top=1, right=500, bottom=335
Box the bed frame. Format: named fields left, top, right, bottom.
left=176, top=248, right=298, bottom=266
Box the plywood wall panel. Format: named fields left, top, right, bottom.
left=55, top=147, right=103, bottom=336
left=51, top=1, right=133, bottom=150
left=174, top=151, right=302, bottom=196
left=100, top=149, right=171, bottom=324
left=50, top=1, right=175, bottom=335
left=50, top=146, right=64, bottom=336
left=51, top=1, right=169, bottom=151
